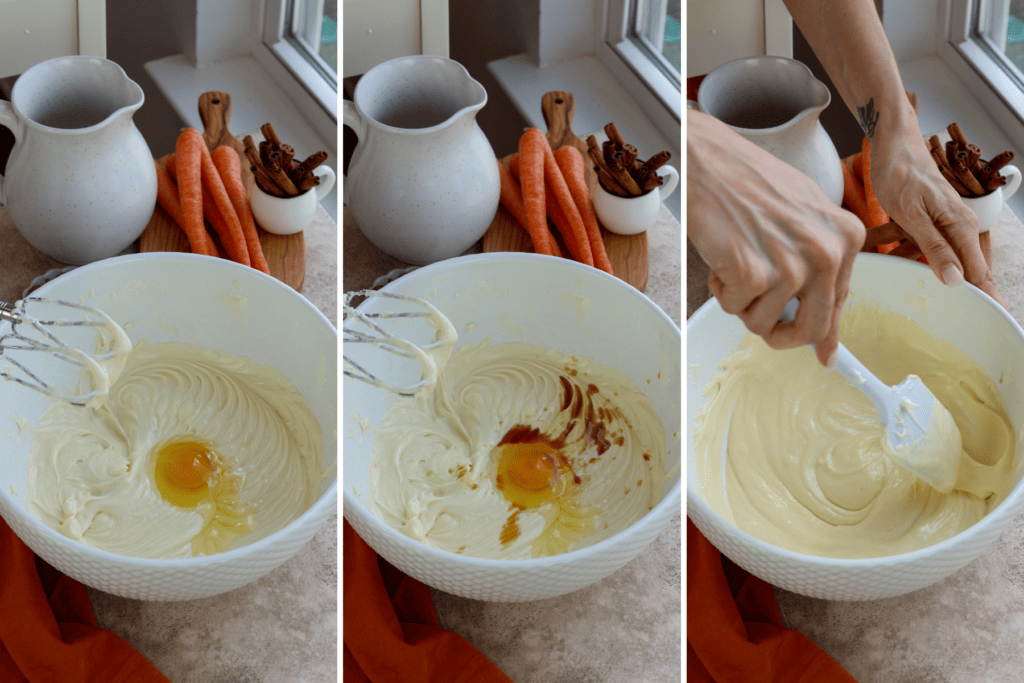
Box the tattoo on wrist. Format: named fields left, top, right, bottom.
left=857, top=98, right=879, bottom=138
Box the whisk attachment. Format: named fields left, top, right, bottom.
left=343, top=289, right=457, bottom=398
left=0, top=297, right=132, bottom=407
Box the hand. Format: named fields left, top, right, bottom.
left=688, top=111, right=866, bottom=366
left=869, top=118, right=1005, bottom=306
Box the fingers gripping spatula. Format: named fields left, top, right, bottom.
left=781, top=298, right=963, bottom=492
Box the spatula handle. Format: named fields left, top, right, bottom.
left=780, top=297, right=889, bottom=402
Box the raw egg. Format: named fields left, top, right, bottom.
left=494, top=442, right=563, bottom=508
left=151, top=436, right=255, bottom=555
left=154, top=438, right=215, bottom=508
left=492, top=435, right=598, bottom=556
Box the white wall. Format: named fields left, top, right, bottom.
left=881, top=0, right=942, bottom=63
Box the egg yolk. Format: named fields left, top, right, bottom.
left=495, top=442, right=562, bottom=508
left=154, top=439, right=217, bottom=508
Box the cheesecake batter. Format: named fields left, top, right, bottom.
left=366, top=320, right=668, bottom=560
left=694, top=303, right=1017, bottom=558
left=26, top=333, right=324, bottom=560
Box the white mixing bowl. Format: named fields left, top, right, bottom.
left=0, top=253, right=337, bottom=601
left=343, top=253, right=682, bottom=602
left=688, top=253, right=1024, bottom=601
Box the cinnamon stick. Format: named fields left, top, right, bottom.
left=608, top=158, right=643, bottom=196
left=604, top=122, right=626, bottom=148
left=984, top=173, right=1008, bottom=193
left=266, top=160, right=299, bottom=195
left=988, top=150, right=1015, bottom=175
left=587, top=145, right=628, bottom=196
left=295, top=150, right=328, bottom=181
left=640, top=174, right=664, bottom=192
left=298, top=174, right=321, bottom=192
left=952, top=157, right=986, bottom=195
left=260, top=122, right=283, bottom=148
left=251, top=164, right=286, bottom=197
left=644, top=151, right=672, bottom=174
left=279, top=144, right=296, bottom=169
left=622, top=143, right=639, bottom=168
left=948, top=122, right=969, bottom=149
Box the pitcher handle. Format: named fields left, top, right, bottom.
left=341, top=100, right=364, bottom=207
left=0, top=101, right=23, bottom=206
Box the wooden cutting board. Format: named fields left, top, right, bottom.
left=138, top=91, right=305, bottom=291
left=482, top=91, right=649, bottom=291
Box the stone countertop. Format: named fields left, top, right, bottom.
left=0, top=204, right=338, bottom=683
left=687, top=204, right=1024, bottom=681
left=343, top=201, right=682, bottom=682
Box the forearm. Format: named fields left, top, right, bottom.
left=783, top=0, right=916, bottom=141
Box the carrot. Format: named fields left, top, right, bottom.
left=553, top=145, right=614, bottom=275
left=211, top=145, right=270, bottom=274
left=166, top=155, right=223, bottom=258
left=544, top=182, right=584, bottom=259
left=176, top=128, right=250, bottom=266
left=841, top=162, right=872, bottom=223
left=859, top=136, right=890, bottom=229
left=539, top=138, right=593, bottom=267
left=506, top=155, right=565, bottom=258
left=174, top=129, right=215, bottom=258
left=518, top=128, right=557, bottom=256
left=154, top=160, right=214, bottom=256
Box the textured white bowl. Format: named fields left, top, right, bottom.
left=0, top=253, right=337, bottom=601
left=343, top=253, right=681, bottom=601
left=687, top=253, right=1024, bottom=601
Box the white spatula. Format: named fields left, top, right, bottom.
left=781, top=298, right=962, bottom=492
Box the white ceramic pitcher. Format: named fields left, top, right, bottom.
left=343, top=56, right=500, bottom=265
left=692, top=56, right=845, bottom=206
left=0, top=56, right=157, bottom=265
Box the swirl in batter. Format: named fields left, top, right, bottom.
left=369, top=340, right=668, bottom=560
left=26, top=340, right=324, bottom=559
left=694, top=304, right=1018, bottom=558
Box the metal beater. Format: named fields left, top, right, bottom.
left=343, top=289, right=456, bottom=398
left=0, top=297, right=130, bottom=407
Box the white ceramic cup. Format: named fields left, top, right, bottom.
left=590, top=165, right=679, bottom=236
left=961, top=164, right=1022, bottom=233
left=248, top=166, right=336, bottom=235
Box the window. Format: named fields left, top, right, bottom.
left=596, top=0, right=682, bottom=142
left=290, top=0, right=339, bottom=78
left=255, top=0, right=338, bottom=136
left=941, top=0, right=1024, bottom=151
left=635, top=0, right=682, bottom=83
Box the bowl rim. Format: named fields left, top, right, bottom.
left=342, top=251, right=683, bottom=567
left=0, top=252, right=339, bottom=567
left=686, top=252, right=1024, bottom=567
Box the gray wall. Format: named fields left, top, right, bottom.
left=105, top=0, right=194, bottom=157
left=447, top=0, right=531, bottom=158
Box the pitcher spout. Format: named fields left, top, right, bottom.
left=13, top=56, right=144, bottom=132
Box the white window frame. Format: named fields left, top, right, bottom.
left=938, top=0, right=1024, bottom=152
left=252, top=0, right=338, bottom=143
left=595, top=0, right=681, bottom=142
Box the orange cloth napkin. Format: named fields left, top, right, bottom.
left=687, top=519, right=858, bottom=683
left=0, top=517, right=170, bottom=683
left=343, top=520, right=514, bottom=683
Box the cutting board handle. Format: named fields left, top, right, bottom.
left=198, top=91, right=235, bottom=150
left=541, top=91, right=578, bottom=150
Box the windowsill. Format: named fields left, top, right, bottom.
left=487, top=53, right=681, bottom=222
left=144, top=53, right=338, bottom=223
left=898, top=53, right=1024, bottom=221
